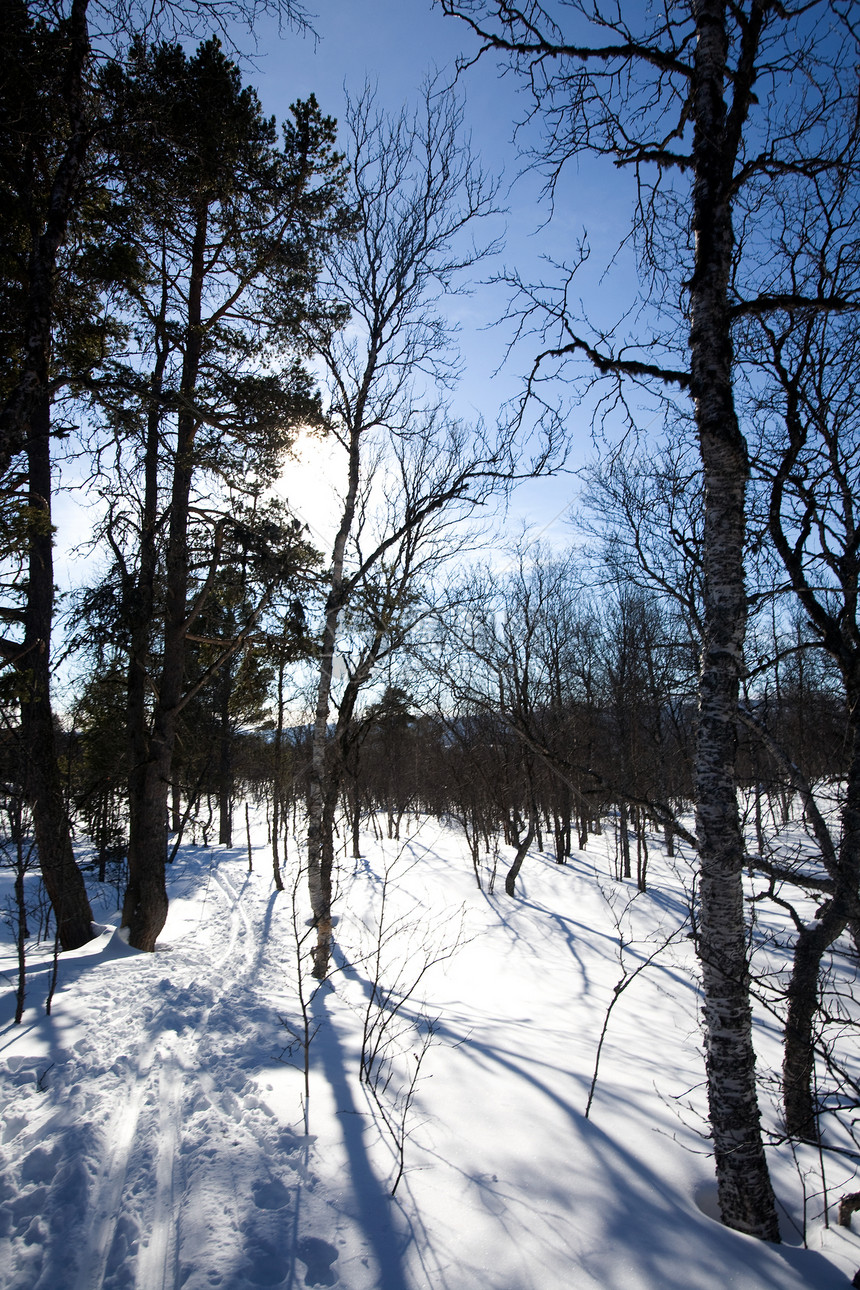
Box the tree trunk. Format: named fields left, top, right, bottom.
left=125, top=441, right=192, bottom=947
left=306, top=411, right=389, bottom=976
left=782, top=715, right=860, bottom=1140
left=309, top=629, right=383, bottom=977
left=125, top=302, right=170, bottom=946
left=171, top=781, right=182, bottom=834
left=618, top=800, right=631, bottom=879
left=306, top=409, right=361, bottom=978
left=689, top=0, right=779, bottom=1242
left=307, top=635, right=340, bottom=977
left=781, top=913, right=836, bottom=1142
left=271, top=656, right=285, bottom=891
left=635, top=810, right=648, bottom=893
left=21, top=394, right=93, bottom=951
left=218, top=662, right=233, bottom=847
left=505, top=809, right=535, bottom=897
left=308, top=774, right=338, bottom=978
left=0, top=0, right=91, bottom=479
left=8, top=0, right=95, bottom=951
left=122, top=753, right=170, bottom=949
left=351, top=786, right=361, bottom=859
left=124, top=207, right=206, bottom=950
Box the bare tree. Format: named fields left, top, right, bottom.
left=434, top=542, right=695, bottom=891
left=744, top=304, right=860, bottom=1142
left=299, top=84, right=551, bottom=980
left=579, top=436, right=705, bottom=642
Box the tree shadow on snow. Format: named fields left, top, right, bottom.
left=309, top=981, right=414, bottom=1290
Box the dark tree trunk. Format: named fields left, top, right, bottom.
left=122, top=754, right=169, bottom=948
left=124, top=461, right=190, bottom=948
left=782, top=913, right=836, bottom=1141
left=505, top=809, right=535, bottom=897
left=14, top=830, right=28, bottom=1023
left=271, top=656, right=285, bottom=891
left=124, top=208, right=206, bottom=950
left=351, top=786, right=361, bottom=859
left=6, top=0, right=95, bottom=951
left=635, top=810, right=648, bottom=893
left=125, top=312, right=169, bottom=945
left=618, top=801, right=631, bottom=879
left=782, top=716, right=860, bottom=1140
left=21, top=394, right=93, bottom=952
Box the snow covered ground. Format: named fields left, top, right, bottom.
left=1, top=813, right=859, bottom=1289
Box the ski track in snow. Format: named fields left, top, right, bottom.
left=0, top=848, right=341, bottom=1290
left=133, top=1032, right=181, bottom=1290
left=74, top=861, right=252, bottom=1290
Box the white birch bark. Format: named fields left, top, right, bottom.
left=688, top=0, right=779, bottom=1241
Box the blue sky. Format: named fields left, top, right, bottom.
left=241, top=0, right=648, bottom=547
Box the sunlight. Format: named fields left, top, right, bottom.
left=276, top=428, right=344, bottom=554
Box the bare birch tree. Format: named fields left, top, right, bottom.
left=298, top=84, right=549, bottom=980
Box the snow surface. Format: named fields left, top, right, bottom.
left=1, top=814, right=859, bottom=1289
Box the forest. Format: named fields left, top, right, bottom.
left=2, top=1, right=860, bottom=1286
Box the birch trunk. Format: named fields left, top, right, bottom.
left=689, top=0, right=779, bottom=1242
left=307, top=405, right=362, bottom=978
left=504, top=808, right=536, bottom=897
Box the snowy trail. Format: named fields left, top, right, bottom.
left=66, top=859, right=256, bottom=1290
left=134, top=1034, right=183, bottom=1290
left=73, top=1032, right=159, bottom=1290
left=207, top=864, right=256, bottom=978
left=0, top=846, right=345, bottom=1290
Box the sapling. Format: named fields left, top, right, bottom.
left=279, top=826, right=344, bottom=1134
left=585, top=885, right=684, bottom=1120
left=0, top=789, right=46, bottom=1024
left=356, top=835, right=467, bottom=1194
left=45, top=923, right=60, bottom=1017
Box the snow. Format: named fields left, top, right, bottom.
left=1, top=815, right=858, bottom=1289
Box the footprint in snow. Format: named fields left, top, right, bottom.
left=296, top=1236, right=339, bottom=1287
left=252, top=1178, right=291, bottom=1211
left=242, top=1239, right=288, bottom=1286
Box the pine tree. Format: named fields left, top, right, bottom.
left=92, top=38, right=349, bottom=949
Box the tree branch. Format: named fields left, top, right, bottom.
left=731, top=293, right=858, bottom=319
left=527, top=338, right=690, bottom=389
